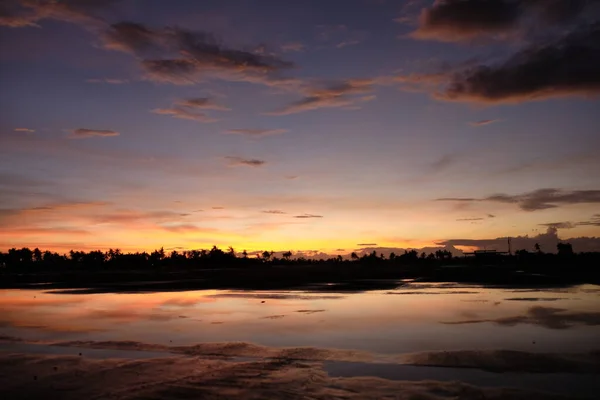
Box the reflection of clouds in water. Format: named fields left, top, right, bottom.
left=504, top=297, right=565, bottom=302
left=386, top=291, right=480, bottom=295
left=295, top=309, right=326, bottom=314
left=207, top=293, right=344, bottom=300
left=442, top=306, right=600, bottom=330
left=160, top=297, right=216, bottom=307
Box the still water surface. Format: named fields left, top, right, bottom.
left=1, top=282, right=599, bottom=355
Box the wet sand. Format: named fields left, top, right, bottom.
left=0, top=352, right=586, bottom=400
left=1, top=338, right=599, bottom=399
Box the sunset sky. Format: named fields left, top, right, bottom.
left=1, top=0, right=599, bottom=255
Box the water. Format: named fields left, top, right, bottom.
left=1, top=282, right=598, bottom=355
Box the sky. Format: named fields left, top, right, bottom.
left=1, top=0, right=599, bottom=255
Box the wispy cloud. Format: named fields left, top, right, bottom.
left=265, top=78, right=381, bottom=115
left=86, top=78, right=129, bottom=84
left=225, top=157, right=266, bottom=167
left=438, top=188, right=600, bottom=211
left=336, top=40, right=361, bottom=48
left=262, top=210, right=287, bottom=214
left=469, top=119, right=500, bottom=127
left=101, top=22, right=295, bottom=87
left=69, top=128, right=119, bottom=139
left=293, top=214, right=323, bottom=219
left=224, top=128, right=288, bottom=137
left=14, top=128, right=35, bottom=133
left=0, top=0, right=120, bottom=29
left=280, top=42, right=305, bottom=52
left=456, top=218, right=484, bottom=221
left=152, top=98, right=228, bottom=123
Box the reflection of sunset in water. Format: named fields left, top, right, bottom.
left=1, top=284, right=599, bottom=354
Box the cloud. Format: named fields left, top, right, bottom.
left=177, top=98, right=230, bottom=111
left=225, top=157, right=266, bottom=167
left=152, top=98, right=228, bottom=123
left=0, top=0, right=120, bottom=28
left=262, top=210, right=287, bottom=214
left=539, top=222, right=577, bottom=229
left=438, top=226, right=600, bottom=253
left=336, top=40, right=362, bottom=48
left=410, top=0, right=523, bottom=42
left=541, top=215, right=600, bottom=229
left=456, top=218, right=484, bottom=221
left=441, top=23, right=600, bottom=103
left=410, top=0, right=599, bottom=42
left=443, top=306, right=600, bottom=330
left=315, top=24, right=368, bottom=49
left=69, top=128, right=119, bottom=139
left=357, top=243, right=377, bottom=246
left=224, top=129, right=288, bottom=137
left=265, top=79, right=379, bottom=115
left=577, top=214, right=600, bottom=226
left=152, top=107, right=219, bottom=122
left=469, top=119, right=500, bottom=126
left=86, top=78, right=129, bottom=84
left=13, top=128, right=34, bottom=132
left=437, top=188, right=600, bottom=211
left=293, top=214, right=323, bottom=219
left=400, top=23, right=600, bottom=104
left=101, top=22, right=295, bottom=87
left=280, top=42, right=305, bottom=52
left=487, top=214, right=496, bottom=218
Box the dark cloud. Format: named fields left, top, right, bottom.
left=469, top=119, right=500, bottom=126
left=265, top=79, right=379, bottom=115
left=69, top=128, right=119, bottom=138
left=440, top=23, right=600, bottom=103
left=539, top=222, right=577, bottom=229
left=398, top=21, right=600, bottom=104
left=577, top=214, right=600, bottom=227
left=224, top=129, right=288, bottom=137
left=487, top=214, right=496, bottom=218
left=102, top=21, right=160, bottom=53
left=456, top=218, right=484, bottom=221
left=262, top=210, right=287, bottom=214
left=443, top=306, right=600, bottom=329
left=438, top=226, right=600, bottom=253
left=357, top=243, right=377, bottom=246
left=102, top=22, right=294, bottom=86
left=438, top=188, right=600, bottom=211
left=411, top=0, right=522, bottom=42
left=293, top=214, right=324, bottom=219
left=410, top=0, right=600, bottom=42
left=225, top=157, right=266, bottom=167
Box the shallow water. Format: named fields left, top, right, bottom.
left=1, top=281, right=598, bottom=355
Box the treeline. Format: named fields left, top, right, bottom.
left=0, top=243, right=598, bottom=272
left=0, top=246, right=455, bottom=271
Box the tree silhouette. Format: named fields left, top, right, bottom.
left=557, top=242, right=574, bottom=256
